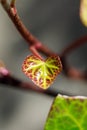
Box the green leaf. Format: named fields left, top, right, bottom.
left=44, top=94, right=87, bottom=130
left=22, top=55, right=62, bottom=89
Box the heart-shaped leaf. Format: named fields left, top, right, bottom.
left=22, top=55, right=62, bottom=89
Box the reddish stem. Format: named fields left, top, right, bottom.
left=61, top=35, right=87, bottom=80
left=61, top=35, right=87, bottom=56
left=1, top=0, right=44, bottom=59
left=1, top=0, right=59, bottom=58
left=0, top=66, right=69, bottom=97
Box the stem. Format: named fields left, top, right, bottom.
left=0, top=66, right=71, bottom=97
left=61, top=35, right=87, bottom=56
left=1, top=0, right=44, bottom=59
left=1, top=0, right=38, bottom=45
left=0, top=0, right=59, bottom=59
left=30, top=46, right=43, bottom=59
left=61, top=35, right=87, bottom=79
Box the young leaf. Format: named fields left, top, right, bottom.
left=44, top=94, right=87, bottom=130
left=22, top=55, right=62, bottom=89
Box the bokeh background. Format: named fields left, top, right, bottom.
left=0, top=0, right=87, bottom=130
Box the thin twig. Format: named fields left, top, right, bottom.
left=1, top=0, right=60, bottom=59
left=61, top=35, right=87, bottom=56
left=1, top=0, right=44, bottom=59
left=61, top=35, right=87, bottom=80
left=0, top=66, right=70, bottom=97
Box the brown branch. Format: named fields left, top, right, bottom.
left=1, top=0, right=57, bottom=59
left=1, top=0, right=38, bottom=45
left=1, top=0, right=43, bottom=59
left=61, top=35, right=87, bottom=56
left=61, top=35, right=87, bottom=80
left=0, top=66, right=70, bottom=97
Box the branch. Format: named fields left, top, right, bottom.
left=61, top=35, right=87, bottom=56
left=61, top=35, right=87, bottom=80
left=0, top=64, right=70, bottom=97
left=0, top=0, right=57, bottom=59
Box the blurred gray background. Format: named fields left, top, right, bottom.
left=0, top=0, right=87, bottom=130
